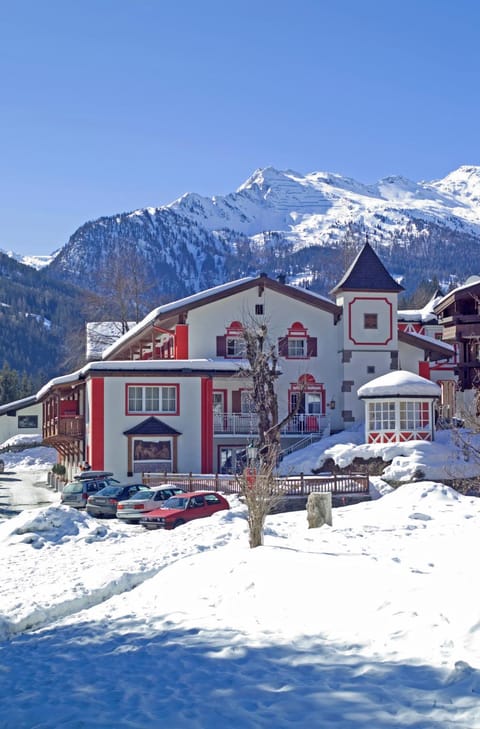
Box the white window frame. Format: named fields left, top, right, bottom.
left=226, top=336, right=246, bottom=358
left=287, top=337, right=307, bottom=358
left=127, top=385, right=177, bottom=414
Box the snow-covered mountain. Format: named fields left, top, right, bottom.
left=43, top=164, right=480, bottom=298
left=168, top=165, right=480, bottom=247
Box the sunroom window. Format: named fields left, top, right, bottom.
left=368, top=402, right=395, bottom=430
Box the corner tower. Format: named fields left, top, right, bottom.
left=331, top=241, right=404, bottom=424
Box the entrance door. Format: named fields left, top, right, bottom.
left=213, top=391, right=226, bottom=432
left=219, top=446, right=246, bottom=474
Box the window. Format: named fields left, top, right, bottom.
left=287, top=337, right=306, bottom=358
left=240, top=390, right=255, bottom=413
left=364, top=313, right=378, bottom=329
left=127, top=385, right=177, bottom=414
left=226, top=337, right=246, bottom=357
left=368, top=402, right=395, bottom=430
left=279, top=322, right=317, bottom=359
left=367, top=365, right=375, bottom=374
left=217, top=321, right=246, bottom=358
left=255, top=304, right=264, bottom=315
left=205, top=493, right=221, bottom=504
left=18, top=415, right=38, bottom=428
left=400, top=402, right=429, bottom=429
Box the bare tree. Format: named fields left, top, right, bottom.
left=89, top=240, right=155, bottom=333
left=237, top=319, right=303, bottom=547
left=61, top=241, right=158, bottom=370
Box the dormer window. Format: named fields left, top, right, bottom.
left=278, top=322, right=317, bottom=359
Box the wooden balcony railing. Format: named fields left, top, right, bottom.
left=143, top=471, right=369, bottom=495
left=43, top=416, right=85, bottom=441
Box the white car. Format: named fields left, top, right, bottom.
left=116, top=484, right=186, bottom=523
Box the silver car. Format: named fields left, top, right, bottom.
left=60, top=471, right=119, bottom=509
left=116, top=485, right=185, bottom=523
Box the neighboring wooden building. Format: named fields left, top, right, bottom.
left=33, top=242, right=455, bottom=479
left=434, top=277, right=480, bottom=405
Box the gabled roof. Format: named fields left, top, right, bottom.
left=434, top=278, right=480, bottom=315
left=331, top=241, right=404, bottom=294
left=398, top=330, right=454, bottom=361
left=102, top=274, right=341, bottom=361
left=123, top=417, right=181, bottom=436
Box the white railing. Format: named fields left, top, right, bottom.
left=213, top=413, right=330, bottom=436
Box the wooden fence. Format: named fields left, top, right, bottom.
left=142, top=471, right=369, bottom=496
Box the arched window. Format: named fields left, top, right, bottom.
left=216, top=321, right=246, bottom=358
left=278, top=322, right=317, bottom=359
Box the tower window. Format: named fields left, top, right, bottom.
left=364, top=313, right=378, bottom=329
left=255, top=304, right=264, bottom=316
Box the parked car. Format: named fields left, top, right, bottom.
left=139, top=491, right=230, bottom=530
left=61, top=471, right=119, bottom=509
left=86, top=483, right=151, bottom=518
left=116, top=485, right=186, bottom=523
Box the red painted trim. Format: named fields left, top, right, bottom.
left=124, top=383, right=180, bottom=416
left=418, top=361, right=430, bottom=379
left=348, top=296, right=393, bottom=345
left=90, top=378, right=105, bottom=471
left=175, top=324, right=189, bottom=359
left=288, top=377, right=326, bottom=415
left=201, top=378, right=213, bottom=473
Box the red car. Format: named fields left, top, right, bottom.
left=139, top=491, right=229, bottom=530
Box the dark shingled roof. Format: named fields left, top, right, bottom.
left=331, top=241, right=404, bottom=294
left=123, top=416, right=181, bottom=436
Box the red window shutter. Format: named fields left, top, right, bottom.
left=307, top=337, right=317, bottom=357
left=278, top=337, right=288, bottom=357
left=232, top=390, right=242, bottom=414
left=216, top=335, right=226, bottom=357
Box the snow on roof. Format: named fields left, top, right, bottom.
left=357, top=370, right=441, bottom=398
left=36, top=359, right=246, bottom=400
left=101, top=277, right=255, bottom=359
left=434, top=276, right=480, bottom=309
left=0, top=395, right=37, bottom=416
left=399, top=329, right=454, bottom=353
left=86, top=321, right=135, bottom=360
left=397, top=294, right=443, bottom=323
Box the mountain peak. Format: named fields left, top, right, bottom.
left=432, top=165, right=480, bottom=202
left=236, top=166, right=303, bottom=193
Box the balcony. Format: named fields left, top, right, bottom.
left=213, top=413, right=329, bottom=436
left=43, top=416, right=85, bottom=444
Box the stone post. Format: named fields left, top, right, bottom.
left=307, top=492, right=333, bottom=528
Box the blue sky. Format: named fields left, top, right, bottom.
left=2, top=0, right=480, bottom=255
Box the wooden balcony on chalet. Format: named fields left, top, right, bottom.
left=440, top=314, right=480, bottom=341
left=43, top=415, right=85, bottom=444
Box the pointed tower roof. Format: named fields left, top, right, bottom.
left=331, top=241, right=404, bottom=294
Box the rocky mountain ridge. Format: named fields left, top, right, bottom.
left=39, top=164, right=480, bottom=300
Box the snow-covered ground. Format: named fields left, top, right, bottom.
left=1, top=431, right=480, bottom=727
left=0, top=444, right=58, bottom=520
